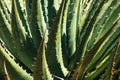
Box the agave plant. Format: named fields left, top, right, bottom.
left=0, top=0, right=120, bottom=80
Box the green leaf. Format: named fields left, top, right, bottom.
left=33, top=29, right=53, bottom=80
left=11, top=0, right=36, bottom=69
left=104, top=39, right=120, bottom=80
left=46, top=0, right=69, bottom=77
left=0, top=41, right=33, bottom=80
left=72, top=16, right=120, bottom=80
left=84, top=55, right=109, bottom=80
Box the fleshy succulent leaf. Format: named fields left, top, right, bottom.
left=103, top=38, right=120, bottom=80
left=0, top=0, right=120, bottom=80
left=33, top=29, right=53, bottom=80
left=46, top=0, right=69, bottom=77
left=72, top=16, right=120, bottom=80
left=84, top=55, right=109, bottom=80
left=29, top=0, right=44, bottom=49
left=11, top=0, right=37, bottom=69
left=0, top=41, right=33, bottom=80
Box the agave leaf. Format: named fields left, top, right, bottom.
left=100, top=1, right=120, bottom=37
left=98, top=39, right=120, bottom=80
left=70, top=0, right=106, bottom=74
left=71, top=0, right=120, bottom=79
left=76, top=0, right=83, bottom=42
left=0, top=41, right=33, bottom=80
left=53, top=0, right=62, bottom=11
left=30, top=0, right=47, bottom=49
left=16, top=0, right=32, bottom=36
left=113, top=39, right=120, bottom=76
left=46, top=0, right=69, bottom=77
left=75, top=0, right=120, bottom=65
left=29, top=0, right=40, bottom=49
left=88, top=4, right=120, bottom=67
left=84, top=36, right=120, bottom=79
left=0, top=0, right=11, bottom=23
left=86, top=22, right=120, bottom=72
left=87, top=0, right=119, bottom=50
left=84, top=0, right=120, bottom=72
left=37, top=0, right=47, bottom=41
left=79, top=0, right=95, bottom=28
left=1, top=0, right=11, bottom=13
left=0, top=0, right=120, bottom=80
left=41, top=0, right=48, bottom=23
left=47, top=0, right=57, bottom=27
left=33, top=29, right=53, bottom=80
left=103, top=39, right=120, bottom=80
left=60, top=0, right=69, bottom=67
left=72, top=16, right=120, bottom=80
left=66, top=0, right=83, bottom=71
left=67, top=0, right=80, bottom=59
left=84, top=55, right=109, bottom=80
left=74, top=0, right=106, bottom=66
left=25, top=0, right=32, bottom=15
left=0, top=0, right=13, bottom=54
left=84, top=38, right=119, bottom=79
left=11, top=0, right=37, bottom=69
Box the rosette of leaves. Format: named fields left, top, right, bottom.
left=0, top=0, right=120, bottom=80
